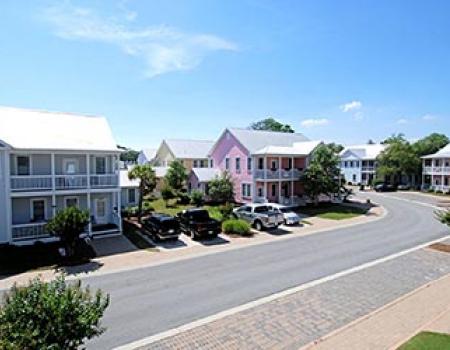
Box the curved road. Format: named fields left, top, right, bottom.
left=86, top=192, right=449, bottom=349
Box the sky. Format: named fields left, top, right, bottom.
left=1, top=0, right=449, bottom=150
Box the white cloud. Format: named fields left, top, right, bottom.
left=422, top=114, right=437, bottom=121
left=300, top=118, right=329, bottom=127
left=340, top=101, right=362, bottom=113
left=396, top=118, right=408, bottom=124
left=41, top=2, right=237, bottom=77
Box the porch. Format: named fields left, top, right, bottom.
left=253, top=156, right=306, bottom=180
left=254, top=181, right=305, bottom=205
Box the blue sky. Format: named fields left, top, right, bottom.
left=1, top=0, right=449, bottom=149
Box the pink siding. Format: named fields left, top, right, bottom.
left=294, top=157, right=306, bottom=169
left=210, top=131, right=252, bottom=203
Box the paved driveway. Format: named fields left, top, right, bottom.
left=82, top=192, right=449, bottom=349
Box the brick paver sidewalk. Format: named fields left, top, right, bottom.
left=134, top=248, right=450, bottom=350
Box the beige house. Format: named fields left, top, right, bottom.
left=153, top=139, right=214, bottom=171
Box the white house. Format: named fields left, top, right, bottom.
left=340, top=144, right=386, bottom=185
left=0, top=106, right=122, bottom=245
left=119, top=169, right=140, bottom=208
left=422, top=143, right=450, bottom=193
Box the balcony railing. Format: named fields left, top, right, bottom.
left=55, top=175, right=88, bottom=190
left=430, top=184, right=450, bottom=193
left=90, top=174, right=119, bottom=188
left=254, top=169, right=303, bottom=180
left=11, top=222, right=49, bottom=241
left=361, top=167, right=376, bottom=172
left=423, top=166, right=450, bottom=174
left=10, top=176, right=52, bottom=191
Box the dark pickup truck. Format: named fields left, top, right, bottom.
left=177, top=208, right=221, bottom=240
left=142, top=213, right=181, bottom=241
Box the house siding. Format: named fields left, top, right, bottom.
left=0, top=150, right=8, bottom=243
left=210, top=130, right=252, bottom=203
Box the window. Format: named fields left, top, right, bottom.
left=352, top=174, right=357, bottom=182
left=65, top=196, right=79, bottom=208
left=128, top=189, right=136, bottom=204
left=241, top=183, right=251, bottom=198
left=287, top=158, right=292, bottom=170
left=271, top=160, right=277, bottom=170
left=31, top=199, right=46, bottom=222
left=435, top=159, right=440, bottom=167
left=95, top=157, right=106, bottom=174
left=63, top=158, right=78, bottom=175
left=258, top=187, right=263, bottom=197
left=236, top=158, right=241, bottom=172
left=271, top=184, right=276, bottom=196
left=258, top=158, right=264, bottom=170
left=17, top=156, right=30, bottom=175
left=210, top=159, right=214, bottom=168
left=247, top=157, right=252, bottom=171
left=193, top=160, right=198, bottom=168
left=225, top=158, right=230, bottom=170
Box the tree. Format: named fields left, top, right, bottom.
left=0, top=275, right=109, bottom=350
left=161, top=183, right=176, bottom=207
left=46, top=207, right=89, bottom=258
left=190, top=190, right=204, bottom=207
left=302, top=144, right=342, bottom=205
left=413, top=133, right=449, bottom=157
left=250, top=117, right=295, bottom=133
left=118, top=145, right=139, bottom=162
left=128, top=164, right=157, bottom=221
left=328, top=142, right=344, bottom=154
left=165, top=160, right=188, bottom=194
left=208, top=172, right=235, bottom=203
left=367, top=139, right=376, bottom=144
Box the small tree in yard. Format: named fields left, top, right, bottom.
left=128, top=164, right=157, bottom=221
left=208, top=172, right=235, bottom=203
left=165, top=160, right=188, bottom=195
left=190, top=190, right=204, bottom=207
left=302, top=144, right=342, bottom=205
left=0, top=275, right=109, bottom=350
left=161, top=183, right=176, bottom=207
left=46, top=207, right=89, bottom=258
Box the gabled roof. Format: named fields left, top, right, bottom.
left=0, top=106, right=119, bottom=152
left=253, top=140, right=321, bottom=156
left=161, top=139, right=214, bottom=159
left=422, top=143, right=450, bottom=159
left=191, top=168, right=220, bottom=182
left=340, top=144, right=386, bottom=160
left=138, top=148, right=157, bottom=163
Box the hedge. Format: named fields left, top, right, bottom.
left=222, top=219, right=251, bottom=236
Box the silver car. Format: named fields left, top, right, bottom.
left=233, top=203, right=284, bottom=231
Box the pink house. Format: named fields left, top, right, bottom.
left=208, top=128, right=320, bottom=204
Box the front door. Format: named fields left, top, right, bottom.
left=94, top=198, right=108, bottom=225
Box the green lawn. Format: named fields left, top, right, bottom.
left=147, top=198, right=225, bottom=221
left=397, top=332, right=450, bottom=350
left=299, top=203, right=368, bottom=220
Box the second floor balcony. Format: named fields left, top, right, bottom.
left=254, top=168, right=303, bottom=180
left=423, top=166, right=450, bottom=175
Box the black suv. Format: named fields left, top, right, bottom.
left=177, top=209, right=221, bottom=240
left=374, top=183, right=397, bottom=192
left=142, top=213, right=181, bottom=241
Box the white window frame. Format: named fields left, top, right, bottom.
left=62, top=158, right=80, bottom=175
left=247, top=157, right=252, bottom=171
left=64, top=196, right=80, bottom=209
left=30, top=198, right=47, bottom=222
left=225, top=157, right=230, bottom=170
left=241, top=183, right=251, bottom=198
left=16, top=154, right=32, bottom=176
left=193, top=160, right=199, bottom=168
left=94, top=156, right=107, bottom=174
left=236, top=157, right=241, bottom=172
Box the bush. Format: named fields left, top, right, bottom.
left=161, top=184, right=176, bottom=206
left=0, top=275, right=109, bottom=350
left=436, top=209, right=450, bottom=227
left=222, top=219, right=251, bottom=236
left=220, top=202, right=234, bottom=220
left=122, top=206, right=138, bottom=218
left=177, top=192, right=191, bottom=205
left=190, top=190, right=204, bottom=207
left=142, top=201, right=154, bottom=215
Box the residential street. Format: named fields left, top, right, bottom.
left=82, top=192, right=449, bottom=349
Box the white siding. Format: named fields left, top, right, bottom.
left=0, top=150, right=8, bottom=243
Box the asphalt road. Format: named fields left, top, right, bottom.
left=85, top=192, right=449, bottom=349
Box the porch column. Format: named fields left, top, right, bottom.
left=5, top=153, right=12, bottom=242
left=291, top=180, right=294, bottom=205
left=278, top=156, right=282, bottom=204
left=117, top=190, right=122, bottom=232
left=86, top=154, right=92, bottom=235
left=263, top=156, right=267, bottom=179
left=51, top=153, right=56, bottom=218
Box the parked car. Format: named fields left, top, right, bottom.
left=374, top=183, right=397, bottom=192
left=177, top=208, right=221, bottom=240
left=142, top=213, right=181, bottom=241
left=266, top=203, right=300, bottom=225
left=397, top=184, right=411, bottom=190
left=233, top=203, right=284, bottom=231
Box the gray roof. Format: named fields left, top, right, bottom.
left=140, top=148, right=157, bottom=161
left=191, top=168, right=220, bottom=182
left=165, top=139, right=214, bottom=159
left=340, top=144, right=386, bottom=160
left=227, top=128, right=309, bottom=153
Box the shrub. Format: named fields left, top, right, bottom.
left=46, top=207, right=89, bottom=258
left=161, top=184, right=175, bottom=206
left=0, top=275, right=109, bottom=350
left=142, top=201, right=154, bottom=215
left=220, top=202, right=234, bottom=220
left=177, top=192, right=191, bottom=205
left=190, top=190, right=204, bottom=207
left=436, top=209, right=450, bottom=227
left=222, top=219, right=251, bottom=236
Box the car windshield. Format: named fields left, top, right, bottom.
left=189, top=210, right=211, bottom=221
left=160, top=218, right=179, bottom=229
left=254, top=206, right=270, bottom=213
left=280, top=208, right=292, bottom=213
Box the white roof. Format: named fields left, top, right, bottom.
left=422, top=143, right=450, bottom=159
left=0, top=106, right=119, bottom=151
left=253, top=140, right=321, bottom=156
left=164, top=139, right=214, bottom=159
left=140, top=148, right=157, bottom=161
left=153, top=166, right=169, bottom=178
left=191, top=168, right=220, bottom=182
left=120, top=169, right=140, bottom=188
left=340, top=144, right=386, bottom=160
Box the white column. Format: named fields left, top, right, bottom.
left=291, top=180, right=294, bottom=205
left=86, top=154, right=92, bottom=235
left=278, top=156, right=282, bottom=203
left=51, top=153, right=56, bottom=218
left=117, top=190, right=122, bottom=232
left=263, top=156, right=267, bottom=200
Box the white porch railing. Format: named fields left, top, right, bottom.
left=11, top=222, right=49, bottom=241
left=361, top=167, right=376, bottom=172
left=254, top=169, right=303, bottom=180
left=10, top=176, right=52, bottom=191
left=423, top=166, right=450, bottom=175
left=90, top=174, right=118, bottom=188
left=430, top=185, right=450, bottom=193
left=55, top=175, right=88, bottom=189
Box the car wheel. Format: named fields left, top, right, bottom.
left=254, top=220, right=263, bottom=231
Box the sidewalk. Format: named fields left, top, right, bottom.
left=302, top=265, right=450, bottom=350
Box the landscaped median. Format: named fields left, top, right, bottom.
left=397, top=331, right=450, bottom=350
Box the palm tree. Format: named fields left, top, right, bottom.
left=128, top=164, right=157, bottom=222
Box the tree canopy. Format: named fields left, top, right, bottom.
left=413, top=133, right=449, bottom=157
left=250, top=117, right=295, bottom=133
left=328, top=142, right=344, bottom=154
left=128, top=164, right=157, bottom=220
left=208, top=172, right=235, bottom=203
left=118, top=145, right=139, bottom=162
left=165, top=160, right=188, bottom=193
